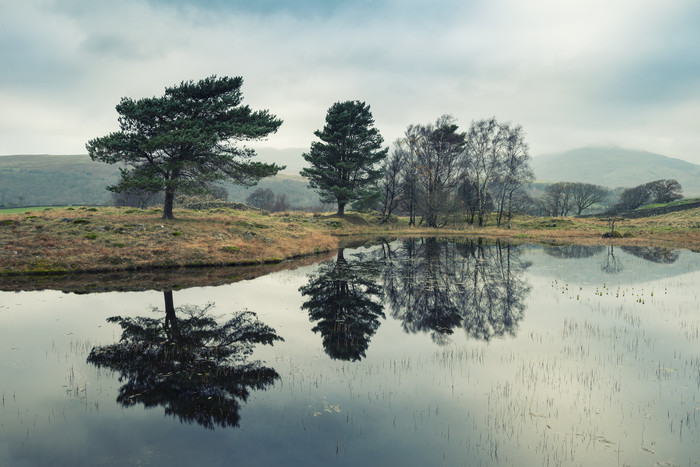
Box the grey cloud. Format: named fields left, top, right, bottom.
left=0, top=0, right=698, bottom=164
left=79, top=34, right=164, bottom=60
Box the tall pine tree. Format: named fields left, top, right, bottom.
left=301, top=101, right=388, bottom=215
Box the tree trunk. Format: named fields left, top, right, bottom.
left=496, top=188, right=507, bottom=227
left=163, top=290, right=181, bottom=342
left=506, top=190, right=513, bottom=229
left=427, top=212, right=438, bottom=228
left=337, top=202, right=346, bottom=216
left=163, top=189, right=175, bottom=219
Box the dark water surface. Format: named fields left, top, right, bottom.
left=1, top=239, right=699, bottom=466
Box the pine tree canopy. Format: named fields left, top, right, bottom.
left=300, top=100, right=388, bottom=215
left=86, top=75, right=283, bottom=219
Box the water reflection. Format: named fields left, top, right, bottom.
left=299, top=249, right=384, bottom=361
left=620, top=245, right=679, bottom=264
left=601, top=244, right=680, bottom=275
left=299, top=238, right=532, bottom=356
left=601, top=244, right=625, bottom=274
left=379, top=238, right=531, bottom=343
left=542, top=244, right=604, bottom=259
left=538, top=244, right=680, bottom=277
left=2, top=240, right=699, bottom=466
left=87, top=291, right=282, bottom=429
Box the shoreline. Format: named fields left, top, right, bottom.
left=1, top=206, right=699, bottom=278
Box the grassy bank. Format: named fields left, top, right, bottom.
left=0, top=206, right=338, bottom=275
left=1, top=206, right=699, bottom=275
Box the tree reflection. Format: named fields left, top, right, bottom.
left=299, top=249, right=384, bottom=361
left=87, top=291, right=282, bottom=429
left=378, top=238, right=531, bottom=343
left=620, top=246, right=679, bottom=264
left=377, top=238, right=463, bottom=344
left=600, top=244, right=624, bottom=274
left=543, top=245, right=604, bottom=259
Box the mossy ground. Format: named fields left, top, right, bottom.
left=1, top=206, right=699, bottom=275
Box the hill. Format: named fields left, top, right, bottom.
left=0, top=154, right=119, bottom=206
left=251, top=146, right=309, bottom=175
left=223, top=173, right=320, bottom=208
left=0, top=152, right=318, bottom=208
left=532, top=147, right=700, bottom=195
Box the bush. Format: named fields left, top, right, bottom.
left=602, top=230, right=623, bottom=238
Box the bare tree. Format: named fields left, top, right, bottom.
left=400, top=143, right=421, bottom=226
left=492, top=124, right=534, bottom=227
left=406, top=115, right=466, bottom=227
left=463, top=118, right=507, bottom=226
left=271, top=193, right=290, bottom=212
left=647, top=179, right=682, bottom=204
left=540, top=182, right=573, bottom=217
left=569, top=182, right=608, bottom=215
left=246, top=188, right=275, bottom=210
left=380, top=140, right=407, bottom=221
left=614, top=179, right=683, bottom=212
left=111, top=188, right=164, bottom=209
left=616, top=184, right=650, bottom=211
left=208, top=184, right=229, bottom=201
left=458, top=179, right=481, bottom=224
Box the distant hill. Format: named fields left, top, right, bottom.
left=532, top=147, right=700, bottom=196
left=252, top=147, right=309, bottom=175
left=0, top=152, right=318, bottom=208
left=10, top=146, right=696, bottom=208
left=223, top=173, right=320, bottom=208
left=0, top=154, right=119, bottom=206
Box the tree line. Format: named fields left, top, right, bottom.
left=299, top=103, right=535, bottom=227
left=536, top=178, right=683, bottom=217
left=86, top=75, right=684, bottom=221
left=378, top=115, right=533, bottom=227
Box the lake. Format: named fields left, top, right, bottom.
left=1, top=238, right=699, bottom=466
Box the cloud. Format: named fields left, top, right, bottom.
left=0, top=0, right=698, bottom=163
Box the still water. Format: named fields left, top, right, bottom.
left=1, top=238, right=699, bottom=466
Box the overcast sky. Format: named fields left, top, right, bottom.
left=1, top=0, right=699, bottom=163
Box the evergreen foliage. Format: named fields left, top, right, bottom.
left=301, top=101, right=388, bottom=215
left=86, top=76, right=283, bottom=219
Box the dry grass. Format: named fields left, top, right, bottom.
left=1, top=206, right=699, bottom=275
left=330, top=210, right=700, bottom=251
left=0, top=206, right=338, bottom=275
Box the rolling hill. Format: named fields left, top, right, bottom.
left=0, top=151, right=318, bottom=208
left=532, top=147, right=700, bottom=195
left=4, top=146, right=699, bottom=208
left=0, top=154, right=119, bottom=206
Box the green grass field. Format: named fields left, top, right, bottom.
left=0, top=206, right=73, bottom=214
left=637, top=197, right=700, bottom=210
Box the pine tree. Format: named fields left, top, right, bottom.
left=87, top=76, right=282, bottom=219
left=301, top=101, right=388, bottom=215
